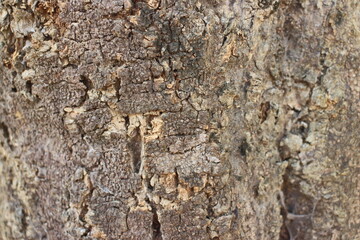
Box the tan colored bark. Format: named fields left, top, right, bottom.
left=0, top=0, right=359, bottom=239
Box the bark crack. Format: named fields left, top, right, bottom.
left=79, top=172, right=95, bottom=237
left=128, top=127, right=143, bottom=174
left=151, top=204, right=163, bottom=240
left=0, top=122, right=13, bottom=149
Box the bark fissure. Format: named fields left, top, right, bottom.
left=128, top=127, right=143, bottom=174
left=151, top=205, right=162, bottom=240
left=79, top=172, right=95, bottom=237
left=1, top=0, right=359, bottom=239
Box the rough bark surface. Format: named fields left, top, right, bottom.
left=0, top=0, right=359, bottom=239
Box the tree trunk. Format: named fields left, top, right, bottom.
left=0, top=0, right=359, bottom=239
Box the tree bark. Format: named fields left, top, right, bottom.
left=0, top=0, right=359, bottom=239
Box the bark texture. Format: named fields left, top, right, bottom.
left=0, top=0, right=359, bottom=239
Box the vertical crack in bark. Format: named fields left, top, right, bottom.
left=238, top=137, right=250, bottom=159
left=80, top=75, right=93, bottom=91
left=276, top=117, right=309, bottom=239
left=317, top=51, right=329, bottom=84
left=260, top=101, right=271, bottom=123
left=128, top=127, right=142, bottom=174
left=0, top=122, right=13, bottom=149
left=20, top=206, right=28, bottom=238
left=25, top=80, right=32, bottom=95
left=124, top=116, right=130, bottom=129
left=0, top=122, right=10, bottom=143
left=144, top=169, right=162, bottom=239
left=279, top=168, right=291, bottom=240
left=79, top=75, right=93, bottom=104
left=278, top=164, right=315, bottom=240
left=79, top=172, right=95, bottom=237
left=204, top=179, right=215, bottom=239
left=114, top=77, right=121, bottom=101
left=151, top=204, right=162, bottom=240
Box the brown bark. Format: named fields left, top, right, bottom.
left=0, top=0, right=359, bottom=239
